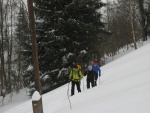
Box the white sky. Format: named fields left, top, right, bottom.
left=0, top=39, right=150, bottom=113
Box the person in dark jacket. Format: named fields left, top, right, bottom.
left=84, top=66, right=96, bottom=89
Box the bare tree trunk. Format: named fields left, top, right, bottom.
left=4, top=0, right=11, bottom=94
left=17, top=2, right=22, bottom=91
left=0, top=0, right=7, bottom=95
left=138, top=0, right=147, bottom=41
left=147, top=5, right=150, bottom=35
left=129, top=0, right=137, bottom=50
left=8, top=0, right=14, bottom=99
left=0, top=43, right=3, bottom=95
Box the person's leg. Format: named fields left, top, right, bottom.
left=91, top=79, right=95, bottom=87
left=94, top=74, right=98, bottom=86
left=71, top=81, right=75, bottom=96
left=76, top=81, right=81, bottom=93
left=87, top=79, right=90, bottom=89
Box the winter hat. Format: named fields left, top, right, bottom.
left=73, top=64, right=78, bottom=68
left=88, top=66, right=92, bottom=70
left=93, top=61, right=97, bottom=65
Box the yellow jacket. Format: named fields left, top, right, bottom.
left=69, top=69, right=83, bottom=82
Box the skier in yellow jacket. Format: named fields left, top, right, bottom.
left=69, top=64, right=83, bottom=96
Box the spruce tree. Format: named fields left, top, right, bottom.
left=14, top=4, right=31, bottom=87
left=33, top=0, right=106, bottom=93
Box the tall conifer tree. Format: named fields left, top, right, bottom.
left=32, top=0, right=106, bottom=92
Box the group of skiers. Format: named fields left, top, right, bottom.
left=68, top=61, right=101, bottom=96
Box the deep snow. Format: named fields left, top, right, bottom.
left=0, top=39, right=150, bottom=113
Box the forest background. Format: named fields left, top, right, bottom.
left=0, top=0, right=150, bottom=99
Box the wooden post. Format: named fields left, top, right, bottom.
left=27, top=0, right=43, bottom=113
left=32, top=91, right=43, bottom=113
left=32, top=99, right=42, bottom=113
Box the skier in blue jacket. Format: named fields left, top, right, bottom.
left=92, top=61, right=101, bottom=86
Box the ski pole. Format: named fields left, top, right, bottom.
left=94, top=76, right=96, bottom=86
left=82, top=77, right=84, bottom=90
left=98, top=71, right=100, bottom=85
left=67, top=82, right=72, bottom=109
left=99, top=76, right=100, bottom=85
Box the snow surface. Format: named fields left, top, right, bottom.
left=32, top=91, right=41, bottom=101
left=1, top=39, right=150, bottom=113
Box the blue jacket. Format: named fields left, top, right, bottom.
left=92, top=64, right=101, bottom=76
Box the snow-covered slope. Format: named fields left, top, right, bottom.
left=1, top=42, right=150, bottom=113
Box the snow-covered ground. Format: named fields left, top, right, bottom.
left=0, top=39, right=150, bottom=113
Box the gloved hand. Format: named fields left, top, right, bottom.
left=99, top=74, right=101, bottom=76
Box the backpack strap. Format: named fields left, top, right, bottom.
left=78, top=70, right=80, bottom=78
